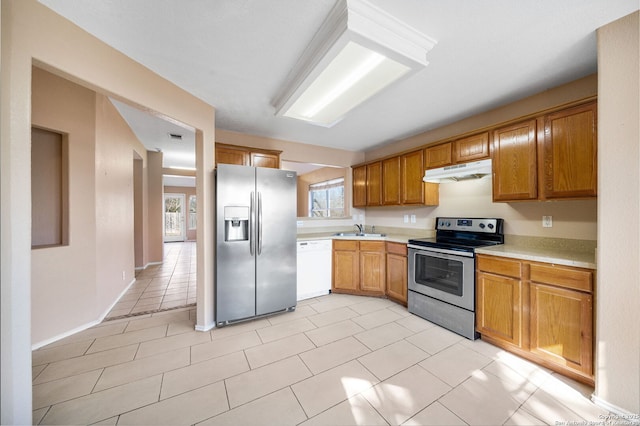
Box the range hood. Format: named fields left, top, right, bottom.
left=423, top=158, right=492, bottom=183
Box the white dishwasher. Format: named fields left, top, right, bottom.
left=296, top=239, right=332, bottom=301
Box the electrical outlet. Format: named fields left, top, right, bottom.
left=403, top=214, right=409, bottom=223
left=410, top=214, right=416, bottom=223
left=296, top=220, right=304, bottom=227
left=542, top=216, right=553, bottom=228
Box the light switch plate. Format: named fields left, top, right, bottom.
left=410, top=214, right=416, bottom=223
left=403, top=214, right=409, bottom=223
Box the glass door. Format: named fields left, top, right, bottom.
left=164, top=193, right=185, bottom=242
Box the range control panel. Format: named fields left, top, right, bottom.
left=435, top=217, right=501, bottom=234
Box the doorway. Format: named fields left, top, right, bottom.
left=164, top=193, right=186, bottom=242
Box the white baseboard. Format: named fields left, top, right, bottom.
left=591, top=395, right=640, bottom=424
left=32, top=318, right=102, bottom=350
left=32, top=277, right=137, bottom=350
left=195, top=321, right=216, bottom=332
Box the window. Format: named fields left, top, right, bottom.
left=31, top=127, right=68, bottom=248
left=309, top=178, right=345, bottom=217
left=188, top=195, right=197, bottom=230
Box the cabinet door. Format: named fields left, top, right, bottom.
left=476, top=271, right=526, bottom=348
left=530, top=283, right=593, bottom=376
left=492, top=119, right=538, bottom=201
left=366, top=162, right=382, bottom=206
left=333, top=242, right=359, bottom=292
left=453, top=132, right=489, bottom=163
left=542, top=102, right=597, bottom=199
left=216, top=146, right=249, bottom=167
left=386, top=252, right=407, bottom=305
left=251, top=152, right=279, bottom=169
left=401, top=150, right=424, bottom=205
left=359, top=243, right=385, bottom=294
left=352, top=165, right=367, bottom=208
left=382, top=157, right=401, bottom=205
left=424, top=143, right=452, bottom=169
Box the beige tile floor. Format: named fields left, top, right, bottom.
left=106, top=242, right=197, bottom=319
left=32, top=292, right=610, bottom=425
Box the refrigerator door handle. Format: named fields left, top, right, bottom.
left=257, top=192, right=263, bottom=255
left=250, top=191, right=255, bottom=255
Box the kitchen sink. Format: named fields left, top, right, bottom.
left=333, top=232, right=386, bottom=237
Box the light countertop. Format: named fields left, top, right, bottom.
left=298, top=230, right=597, bottom=269
left=476, top=244, right=596, bottom=269
left=297, top=232, right=413, bottom=244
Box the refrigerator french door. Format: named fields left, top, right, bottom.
left=215, top=164, right=297, bottom=325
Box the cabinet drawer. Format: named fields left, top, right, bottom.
left=530, top=263, right=592, bottom=293
left=333, top=240, right=358, bottom=251
left=477, top=255, right=522, bottom=278
left=386, top=242, right=407, bottom=256
left=359, top=241, right=385, bottom=252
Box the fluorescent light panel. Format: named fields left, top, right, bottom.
left=283, top=42, right=410, bottom=125
left=273, top=0, right=436, bottom=127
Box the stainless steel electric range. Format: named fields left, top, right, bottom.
left=407, top=217, right=504, bottom=340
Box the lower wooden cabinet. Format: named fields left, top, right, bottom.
left=332, top=240, right=407, bottom=302
left=386, top=242, right=408, bottom=305
left=476, top=254, right=594, bottom=385
left=333, top=240, right=385, bottom=296
left=476, top=267, right=526, bottom=348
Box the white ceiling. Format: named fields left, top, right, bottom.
left=39, top=0, right=639, bottom=170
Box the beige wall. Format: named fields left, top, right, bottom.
left=31, top=67, right=100, bottom=345
left=594, top=11, right=640, bottom=414
left=365, top=74, right=598, bottom=161
left=1, top=1, right=216, bottom=422
left=216, top=129, right=364, bottom=167
left=95, top=93, right=148, bottom=310
left=165, top=185, right=197, bottom=241
left=217, top=129, right=365, bottom=230
left=296, top=167, right=347, bottom=217
left=362, top=76, right=599, bottom=240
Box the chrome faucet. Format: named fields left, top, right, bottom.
left=354, top=224, right=363, bottom=234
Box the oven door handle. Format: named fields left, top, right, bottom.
left=407, top=244, right=475, bottom=258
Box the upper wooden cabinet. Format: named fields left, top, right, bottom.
left=215, top=145, right=249, bottom=166
left=250, top=152, right=279, bottom=169
left=492, top=100, right=597, bottom=202
left=366, top=162, right=382, bottom=206
left=492, top=119, right=538, bottom=201
left=424, top=132, right=490, bottom=170
left=382, top=157, right=401, bottom=205
left=453, top=132, right=490, bottom=163
left=425, top=142, right=452, bottom=169
left=352, top=165, right=367, bottom=208
left=541, top=102, right=597, bottom=199
left=215, top=143, right=281, bottom=169
left=401, top=150, right=425, bottom=204
left=351, top=149, right=439, bottom=208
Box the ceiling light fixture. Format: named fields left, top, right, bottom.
left=273, top=0, right=436, bottom=127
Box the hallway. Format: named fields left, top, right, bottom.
left=105, top=242, right=197, bottom=320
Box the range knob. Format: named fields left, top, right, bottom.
left=488, top=223, right=494, bottom=229
left=479, top=223, right=485, bottom=229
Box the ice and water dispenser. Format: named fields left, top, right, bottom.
left=224, top=206, right=249, bottom=242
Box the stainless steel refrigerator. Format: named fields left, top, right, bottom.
left=215, top=164, right=297, bottom=325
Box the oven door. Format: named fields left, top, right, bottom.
left=408, top=246, right=475, bottom=311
